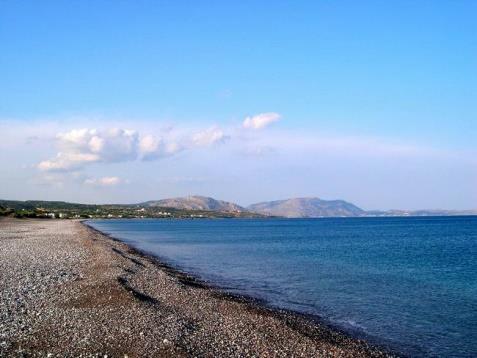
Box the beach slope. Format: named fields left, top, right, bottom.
left=0, top=218, right=390, bottom=357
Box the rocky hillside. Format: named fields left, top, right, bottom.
left=247, top=197, right=364, bottom=218
left=142, top=196, right=245, bottom=212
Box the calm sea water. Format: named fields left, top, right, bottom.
left=89, top=217, right=477, bottom=357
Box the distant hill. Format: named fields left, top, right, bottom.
left=0, top=200, right=98, bottom=210
left=366, top=209, right=477, bottom=217
left=2, top=198, right=476, bottom=219
left=142, top=195, right=245, bottom=212
left=0, top=198, right=257, bottom=219
left=247, top=197, right=365, bottom=218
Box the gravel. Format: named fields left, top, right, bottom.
left=0, top=218, right=396, bottom=357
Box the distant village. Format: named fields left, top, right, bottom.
left=0, top=201, right=259, bottom=220
left=40, top=208, right=177, bottom=220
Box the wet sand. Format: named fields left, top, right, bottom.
left=0, top=218, right=394, bottom=357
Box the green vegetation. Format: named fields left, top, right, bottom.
left=0, top=205, right=14, bottom=217
left=0, top=200, right=262, bottom=219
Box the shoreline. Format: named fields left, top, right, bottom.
left=82, top=220, right=400, bottom=354
left=1, top=217, right=396, bottom=357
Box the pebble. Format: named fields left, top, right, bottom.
left=0, top=218, right=394, bottom=357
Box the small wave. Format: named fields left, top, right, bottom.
left=336, top=319, right=367, bottom=332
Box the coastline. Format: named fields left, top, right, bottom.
left=83, top=220, right=399, bottom=352
left=1, top=217, right=396, bottom=357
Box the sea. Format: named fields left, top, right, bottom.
left=88, top=216, right=477, bottom=357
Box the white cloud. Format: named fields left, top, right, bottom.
left=138, top=135, right=161, bottom=156
left=84, top=176, right=123, bottom=186
left=138, top=135, right=183, bottom=161
left=243, top=112, right=281, bottom=130
left=38, top=152, right=100, bottom=171
left=192, top=126, right=229, bottom=146
left=38, top=128, right=181, bottom=171
left=164, top=142, right=183, bottom=155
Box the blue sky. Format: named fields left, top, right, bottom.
left=1, top=1, right=476, bottom=209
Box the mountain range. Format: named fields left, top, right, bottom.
left=141, top=196, right=477, bottom=218
left=141, top=196, right=364, bottom=217
left=140, top=195, right=477, bottom=218
left=2, top=196, right=476, bottom=218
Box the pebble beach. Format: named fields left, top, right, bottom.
left=0, top=218, right=393, bottom=357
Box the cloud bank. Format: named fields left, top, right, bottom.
left=36, top=112, right=278, bottom=173
left=1, top=112, right=475, bottom=209
left=37, top=128, right=182, bottom=172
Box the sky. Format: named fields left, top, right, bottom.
left=0, top=1, right=476, bottom=210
